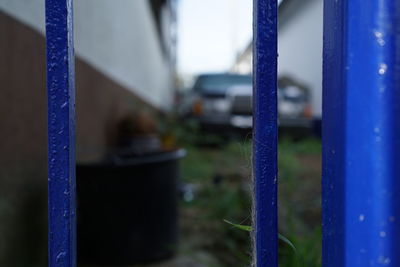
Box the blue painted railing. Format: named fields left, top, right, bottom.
left=323, top=0, right=400, bottom=266
left=253, top=0, right=278, bottom=266
left=44, top=0, right=400, bottom=266
left=45, top=0, right=76, bottom=266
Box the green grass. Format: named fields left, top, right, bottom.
left=278, top=137, right=322, bottom=266
left=172, top=123, right=322, bottom=266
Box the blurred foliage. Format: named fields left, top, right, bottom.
left=163, top=118, right=322, bottom=266
left=279, top=137, right=322, bottom=155
left=159, top=115, right=227, bottom=148
left=278, top=137, right=322, bottom=267
left=179, top=142, right=253, bottom=266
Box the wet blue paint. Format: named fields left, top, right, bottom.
left=253, top=0, right=278, bottom=266
left=45, top=0, right=76, bottom=266
left=323, top=0, right=400, bottom=266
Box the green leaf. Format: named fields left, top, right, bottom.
left=224, top=219, right=252, bottom=231
left=278, top=233, right=297, bottom=254
left=223, top=219, right=297, bottom=254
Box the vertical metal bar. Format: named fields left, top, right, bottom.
left=323, top=0, right=400, bottom=266
left=253, top=0, right=278, bottom=266
left=322, top=0, right=346, bottom=265
left=45, top=0, right=76, bottom=266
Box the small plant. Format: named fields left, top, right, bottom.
left=175, top=122, right=322, bottom=266
left=223, top=220, right=297, bottom=254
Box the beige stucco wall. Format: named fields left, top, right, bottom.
left=0, top=10, right=160, bottom=266
left=0, top=0, right=174, bottom=110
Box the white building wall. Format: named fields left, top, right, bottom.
left=0, top=0, right=173, bottom=110
left=278, top=0, right=323, bottom=118
left=231, top=0, right=323, bottom=118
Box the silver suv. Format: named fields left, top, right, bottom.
left=181, top=73, right=312, bottom=134
left=181, top=73, right=252, bottom=133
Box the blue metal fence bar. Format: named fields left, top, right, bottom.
left=45, top=0, right=76, bottom=266
left=322, top=0, right=346, bottom=265
left=253, top=0, right=278, bottom=266
left=323, top=0, right=400, bottom=266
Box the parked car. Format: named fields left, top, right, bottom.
left=180, top=73, right=312, bottom=136
left=277, top=76, right=313, bottom=130
left=180, top=73, right=252, bottom=134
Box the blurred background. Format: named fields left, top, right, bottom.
left=0, top=0, right=322, bottom=266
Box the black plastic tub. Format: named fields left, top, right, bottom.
left=77, top=149, right=185, bottom=266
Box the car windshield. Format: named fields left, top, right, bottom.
left=194, top=74, right=252, bottom=94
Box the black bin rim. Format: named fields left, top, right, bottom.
left=78, top=148, right=186, bottom=168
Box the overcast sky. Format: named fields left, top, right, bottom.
left=176, top=0, right=253, bottom=76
